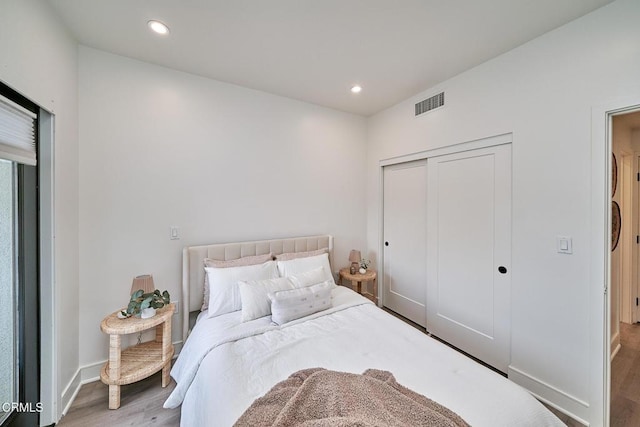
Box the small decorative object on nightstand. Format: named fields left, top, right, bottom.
left=100, top=303, right=175, bottom=409
left=348, top=249, right=361, bottom=275
left=119, top=274, right=171, bottom=319
left=339, top=267, right=377, bottom=304
left=359, top=258, right=371, bottom=275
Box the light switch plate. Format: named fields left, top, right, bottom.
left=557, top=236, right=573, bottom=254
left=170, top=226, right=180, bottom=240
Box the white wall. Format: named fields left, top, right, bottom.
left=78, top=47, right=367, bottom=366
left=0, top=0, right=79, bottom=423
left=366, top=0, right=640, bottom=424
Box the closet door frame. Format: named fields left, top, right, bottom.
left=378, top=133, right=513, bottom=309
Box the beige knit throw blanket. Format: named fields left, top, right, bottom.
left=234, top=368, right=469, bottom=427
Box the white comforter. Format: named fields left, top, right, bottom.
left=166, top=287, right=563, bottom=426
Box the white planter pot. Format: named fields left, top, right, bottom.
left=141, top=307, right=156, bottom=319
left=359, top=268, right=367, bottom=274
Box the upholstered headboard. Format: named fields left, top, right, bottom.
left=182, top=235, right=334, bottom=342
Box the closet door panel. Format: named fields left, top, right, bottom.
left=426, top=143, right=511, bottom=373
left=383, top=160, right=427, bottom=327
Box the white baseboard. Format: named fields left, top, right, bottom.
left=611, top=342, right=622, bottom=360
left=508, top=365, right=589, bottom=426
left=60, top=368, right=81, bottom=417
left=60, top=340, right=183, bottom=416
left=79, top=360, right=104, bottom=385
left=611, top=331, right=621, bottom=360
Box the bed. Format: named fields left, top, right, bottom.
left=165, top=235, right=563, bottom=426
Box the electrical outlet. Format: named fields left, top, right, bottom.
left=174, top=300, right=179, bottom=314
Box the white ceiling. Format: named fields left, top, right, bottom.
left=48, top=0, right=613, bottom=116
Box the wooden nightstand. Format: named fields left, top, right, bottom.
left=339, top=268, right=378, bottom=304
left=100, top=303, right=175, bottom=409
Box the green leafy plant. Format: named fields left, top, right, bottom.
left=359, top=259, right=371, bottom=270
left=120, top=289, right=170, bottom=318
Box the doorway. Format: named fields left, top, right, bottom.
left=609, top=110, right=640, bottom=426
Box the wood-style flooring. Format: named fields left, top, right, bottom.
left=611, top=322, right=640, bottom=426
left=58, top=319, right=640, bottom=427
left=56, top=370, right=180, bottom=426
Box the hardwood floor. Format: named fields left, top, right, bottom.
left=57, top=370, right=180, bottom=426
left=611, top=322, right=640, bottom=427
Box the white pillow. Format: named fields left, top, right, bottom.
left=276, top=253, right=335, bottom=287
left=201, top=253, right=274, bottom=311
left=238, top=277, right=294, bottom=322
left=205, top=260, right=278, bottom=318
left=268, top=281, right=333, bottom=325
left=287, top=266, right=327, bottom=288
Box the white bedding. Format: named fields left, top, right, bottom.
left=166, top=287, right=563, bottom=426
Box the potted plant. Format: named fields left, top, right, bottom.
left=119, top=289, right=170, bottom=319
left=359, top=259, right=371, bottom=274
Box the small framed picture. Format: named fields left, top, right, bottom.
left=612, top=153, right=618, bottom=198
left=612, top=201, right=621, bottom=251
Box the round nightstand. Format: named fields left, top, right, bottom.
left=338, top=267, right=378, bottom=304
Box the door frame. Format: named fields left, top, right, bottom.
left=0, top=82, right=56, bottom=426
left=378, top=133, right=513, bottom=309
left=591, top=97, right=640, bottom=427
left=633, top=153, right=640, bottom=325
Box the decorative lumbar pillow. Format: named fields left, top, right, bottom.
left=274, top=248, right=328, bottom=261
left=205, top=260, right=278, bottom=318
left=238, top=277, right=295, bottom=322
left=201, top=253, right=273, bottom=311
left=268, top=281, right=333, bottom=325
left=276, top=253, right=335, bottom=287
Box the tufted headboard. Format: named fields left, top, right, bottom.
left=182, top=235, right=334, bottom=342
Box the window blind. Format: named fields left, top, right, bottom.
left=0, top=95, right=37, bottom=165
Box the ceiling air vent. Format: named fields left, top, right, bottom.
left=415, top=92, right=444, bottom=116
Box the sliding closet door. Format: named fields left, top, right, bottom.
left=383, top=160, right=427, bottom=326
left=426, top=144, right=511, bottom=373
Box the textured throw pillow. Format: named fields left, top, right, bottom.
left=274, top=248, right=328, bottom=261
left=269, top=281, right=333, bottom=325
left=205, top=260, right=278, bottom=318
left=238, top=277, right=295, bottom=322
left=201, top=253, right=273, bottom=311
left=276, top=253, right=335, bottom=287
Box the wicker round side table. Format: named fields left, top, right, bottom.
left=99, top=303, right=175, bottom=409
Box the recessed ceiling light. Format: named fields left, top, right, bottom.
left=148, top=20, right=170, bottom=35
left=351, top=85, right=362, bottom=94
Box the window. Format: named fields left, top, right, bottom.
left=0, top=84, right=39, bottom=427
left=0, top=159, right=16, bottom=425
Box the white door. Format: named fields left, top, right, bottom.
left=426, top=144, right=511, bottom=372
left=383, top=160, right=428, bottom=326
